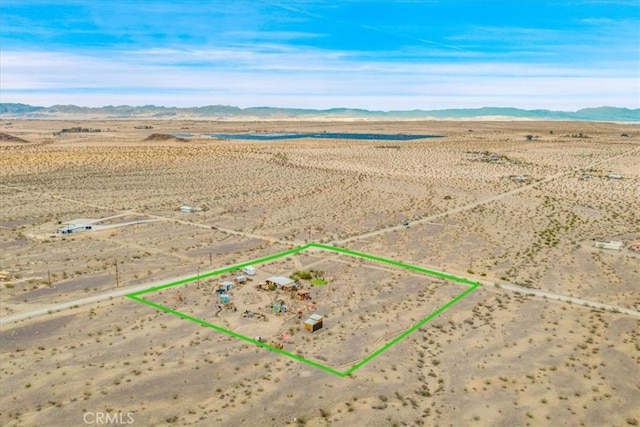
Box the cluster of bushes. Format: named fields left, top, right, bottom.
left=54, top=127, right=101, bottom=135
left=562, top=132, right=590, bottom=138
left=290, top=269, right=323, bottom=281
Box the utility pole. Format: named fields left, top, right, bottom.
left=47, top=268, right=52, bottom=287
left=115, top=259, right=119, bottom=287
left=197, top=266, right=200, bottom=287
left=209, top=252, right=212, bottom=266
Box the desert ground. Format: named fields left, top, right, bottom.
left=1, top=119, right=639, bottom=426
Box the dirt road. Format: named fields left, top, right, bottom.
left=2, top=147, right=638, bottom=325
left=334, top=146, right=640, bottom=245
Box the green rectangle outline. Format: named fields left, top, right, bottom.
left=126, top=242, right=478, bottom=377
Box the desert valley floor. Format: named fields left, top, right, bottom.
left=1, top=119, right=639, bottom=426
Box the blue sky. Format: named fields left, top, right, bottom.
left=1, top=0, right=639, bottom=109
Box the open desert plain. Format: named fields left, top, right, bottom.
left=1, top=119, right=639, bottom=427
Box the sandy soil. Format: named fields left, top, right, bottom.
left=1, top=119, right=638, bottom=426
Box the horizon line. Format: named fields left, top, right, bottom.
left=2, top=102, right=638, bottom=113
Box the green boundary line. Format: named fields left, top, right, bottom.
left=342, top=283, right=477, bottom=375
left=126, top=243, right=478, bottom=377
left=308, top=243, right=480, bottom=287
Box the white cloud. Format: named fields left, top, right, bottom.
left=1, top=50, right=638, bottom=110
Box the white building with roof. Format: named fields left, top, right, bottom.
left=57, top=224, right=93, bottom=234
left=594, top=240, right=623, bottom=250
left=266, top=276, right=296, bottom=290
left=180, top=205, right=201, bottom=213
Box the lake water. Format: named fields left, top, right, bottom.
left=174, top=132, right=443, bottom=141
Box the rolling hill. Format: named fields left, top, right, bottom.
left=1, top=103, right=638, bottom=122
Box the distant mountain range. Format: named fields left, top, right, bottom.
left=1, top=103, right=638, bottom=122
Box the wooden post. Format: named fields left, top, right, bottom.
left=47, top=268, right=52, bottom=287
left=115, top=259, right=119, bottom=287
left=209, top=252, right=212, bottom=266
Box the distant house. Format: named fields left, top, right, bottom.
left=607, top=174, right=623, bottom=180
left=507, top=174, right=532, bottom=183
left=180, top=205, right=201, bottom=213
left=57, top=224, right=92, bottom=234
left=266, top=276, right=297, bottom=291
left=304, top=314, right=323, bottom=332
left=594, top=240, right=623, bottom=250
